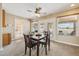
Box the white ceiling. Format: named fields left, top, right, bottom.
left=2, top=3, right=79, bottom=19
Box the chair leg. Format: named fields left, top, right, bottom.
left=48, top=40, right=50, bottom=51
left=45, top=45, right=47, bottom=55
left=48, top=44, right=50, bottom=51
left=25, top=46, right=27, bottom=55
left=29, top=48, right=31, bottom=56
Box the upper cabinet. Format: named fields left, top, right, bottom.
left=2, top=10, right=6, bottom=27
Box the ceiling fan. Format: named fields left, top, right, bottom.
left=27, top=7, right=46, bottom=17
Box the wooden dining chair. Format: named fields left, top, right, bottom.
left=23, top=34, right=38, bottom=56
left=39, top=31, right=50, bottom=55
left=47, top=32, right=50, bottom=51
left=44, top=31, right=50, bottom=51
left=39, top=34, right=48, bottom=55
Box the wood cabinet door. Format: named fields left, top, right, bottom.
left=3, top=33, right=11, bottom=46
left=2, top=10, right=6, bottom=27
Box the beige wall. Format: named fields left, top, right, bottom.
left=76, top=15, right=79, bottom=36
left=39, top=7, right=79, bottom=45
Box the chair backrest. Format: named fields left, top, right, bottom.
left=48, top=31, right=50, bottom=39
left=23, top=34, right=31, bottom=45
left=45, top=31, right=50, bottom=43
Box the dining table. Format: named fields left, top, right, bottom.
left=30, top=33, right=46, bottom=56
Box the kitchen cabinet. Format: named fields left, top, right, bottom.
left=2, top=10, right=6, bottom=27
left=3, top=33, right=11, bottom=46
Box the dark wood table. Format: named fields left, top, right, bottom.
left=30, top=34, right=45, bottom=56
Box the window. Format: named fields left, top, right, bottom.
left=58, top=22, right=76, bottom=35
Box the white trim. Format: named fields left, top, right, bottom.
left=52, top=40, right=79, bottom=47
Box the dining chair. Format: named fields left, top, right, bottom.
left=39, top=34, right=48, bottom=55
left=23, top=34, right=38, bottom=56
left=44, top=31, right=50, bottom=51
left=39, top=31, right=50, bottom=55
left=47, top=32, right=50, bottom=51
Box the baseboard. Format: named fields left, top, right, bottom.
left=12, top=37, right=23, bottom=41
left=52, top=40, right=79, bottom=47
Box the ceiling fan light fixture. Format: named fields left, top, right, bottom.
left=35, top=13, right=40, bottom=17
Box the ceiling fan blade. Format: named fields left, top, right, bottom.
left=27, top=10, right=33, bottom=12
left=27, top=7, right=42, bottom=14
left=36, top=7, right=41, bottom=11
left=35, top=7, right=42, bottom=13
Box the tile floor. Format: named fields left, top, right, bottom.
left=0, top=38, right=79, bottom=56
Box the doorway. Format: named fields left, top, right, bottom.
left=14, top=17, right=25, bottom=40
left=47, top=23, right=53, bottom=38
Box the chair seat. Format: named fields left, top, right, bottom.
left=27, top=41, right=38, bottom=48
left=40, top=40, right=45, bottom=42
left=39, top=40, right=46, bottom=45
